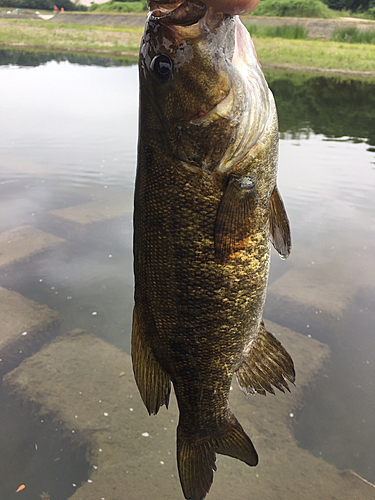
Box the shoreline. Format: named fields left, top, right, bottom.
left=1, top=42, right=375, bottom=78
left=0, top=13, right=375, bottom=77
left=262, top=63, right=375, bottom=79
left=0, top=42, right=139, bottom=60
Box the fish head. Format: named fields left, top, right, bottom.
left=139, top=1, right=274, bottom=176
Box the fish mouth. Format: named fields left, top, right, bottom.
left=151, top=5, right=236, bottom=121
left=148, top=0, right=207, bottom=26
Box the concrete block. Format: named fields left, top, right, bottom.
left=268, top=241, right=374, bottom=320
left=0, top=286, right=60, bottom=377
left=3, top=323, right=375, bottom=499
left=50, top=194, right=133, bottom=225
left=0, top=226, right=64, bottom=270
left=48, top=195, right=133, bottom=245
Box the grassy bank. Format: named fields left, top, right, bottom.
left=254, top=37, right=375, bottom=74
left=1, top=17, right=375, bottom=76
left=0, top=18, right=143, bottom=55
left=89, top=1, right=146, bottom=13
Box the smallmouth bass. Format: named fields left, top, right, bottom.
left=132, top=2, right=295, bottom=499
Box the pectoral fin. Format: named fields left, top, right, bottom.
left=131, top=305, right=171, bottom=415
left=236, top=321, right=295, bottom=396
left=214, top=176, right=257, bottom=264
left=269, top=186, right=291, bottom=259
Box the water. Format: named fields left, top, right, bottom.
left=0, top=50, right=374, bottom=497
left=0, top=51, right=137, bottom=352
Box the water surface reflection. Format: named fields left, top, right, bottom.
left=266, top=69, right=375, bottom=147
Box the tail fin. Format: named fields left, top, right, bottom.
left=215, top=416, right=258, bottom=466
left=177, top=416, right=258, bottom=500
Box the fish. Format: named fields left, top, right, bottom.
left=132, top=2, right=295, bottom=499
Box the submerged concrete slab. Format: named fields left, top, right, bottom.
left=50, top=194, right=133, bottom=225
left=0, top=286, right=60, bottom=378
left=48, top=195, right=133, bottom=244
left=0, top=225, right=64, bottom=270
left=3, top=324, right=375, bottom=500
left=268, top=241, right=375, bottom=319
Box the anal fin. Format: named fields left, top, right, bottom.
left=131, top=305, right=171, bottom=415
left=236, top=321, right=295, bottom=396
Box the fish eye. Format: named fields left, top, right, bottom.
left=150, top=54, right=173, bottom=82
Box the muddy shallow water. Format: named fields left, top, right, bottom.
left=0, top=50, right=374, bottom=497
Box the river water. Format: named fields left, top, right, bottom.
left=0, top=50, right=374, bottom=497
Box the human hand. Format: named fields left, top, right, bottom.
left=201, top=0, right=260, bottom=15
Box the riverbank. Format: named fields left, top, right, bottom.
left=0, top=13, right=375, bottom=76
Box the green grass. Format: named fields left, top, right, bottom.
left=246, top=23, right=308, bottom=39
left=88, top=1, right=146, bottom=13
left=0, top=18, right=144, bottom=33
left=331, top=27, right=375, bottom=44
left=254, top=37, right=375, bottom=73
left=0, top=18, right=142, bottom=52
left=251, top=0, right=334, bottom=18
